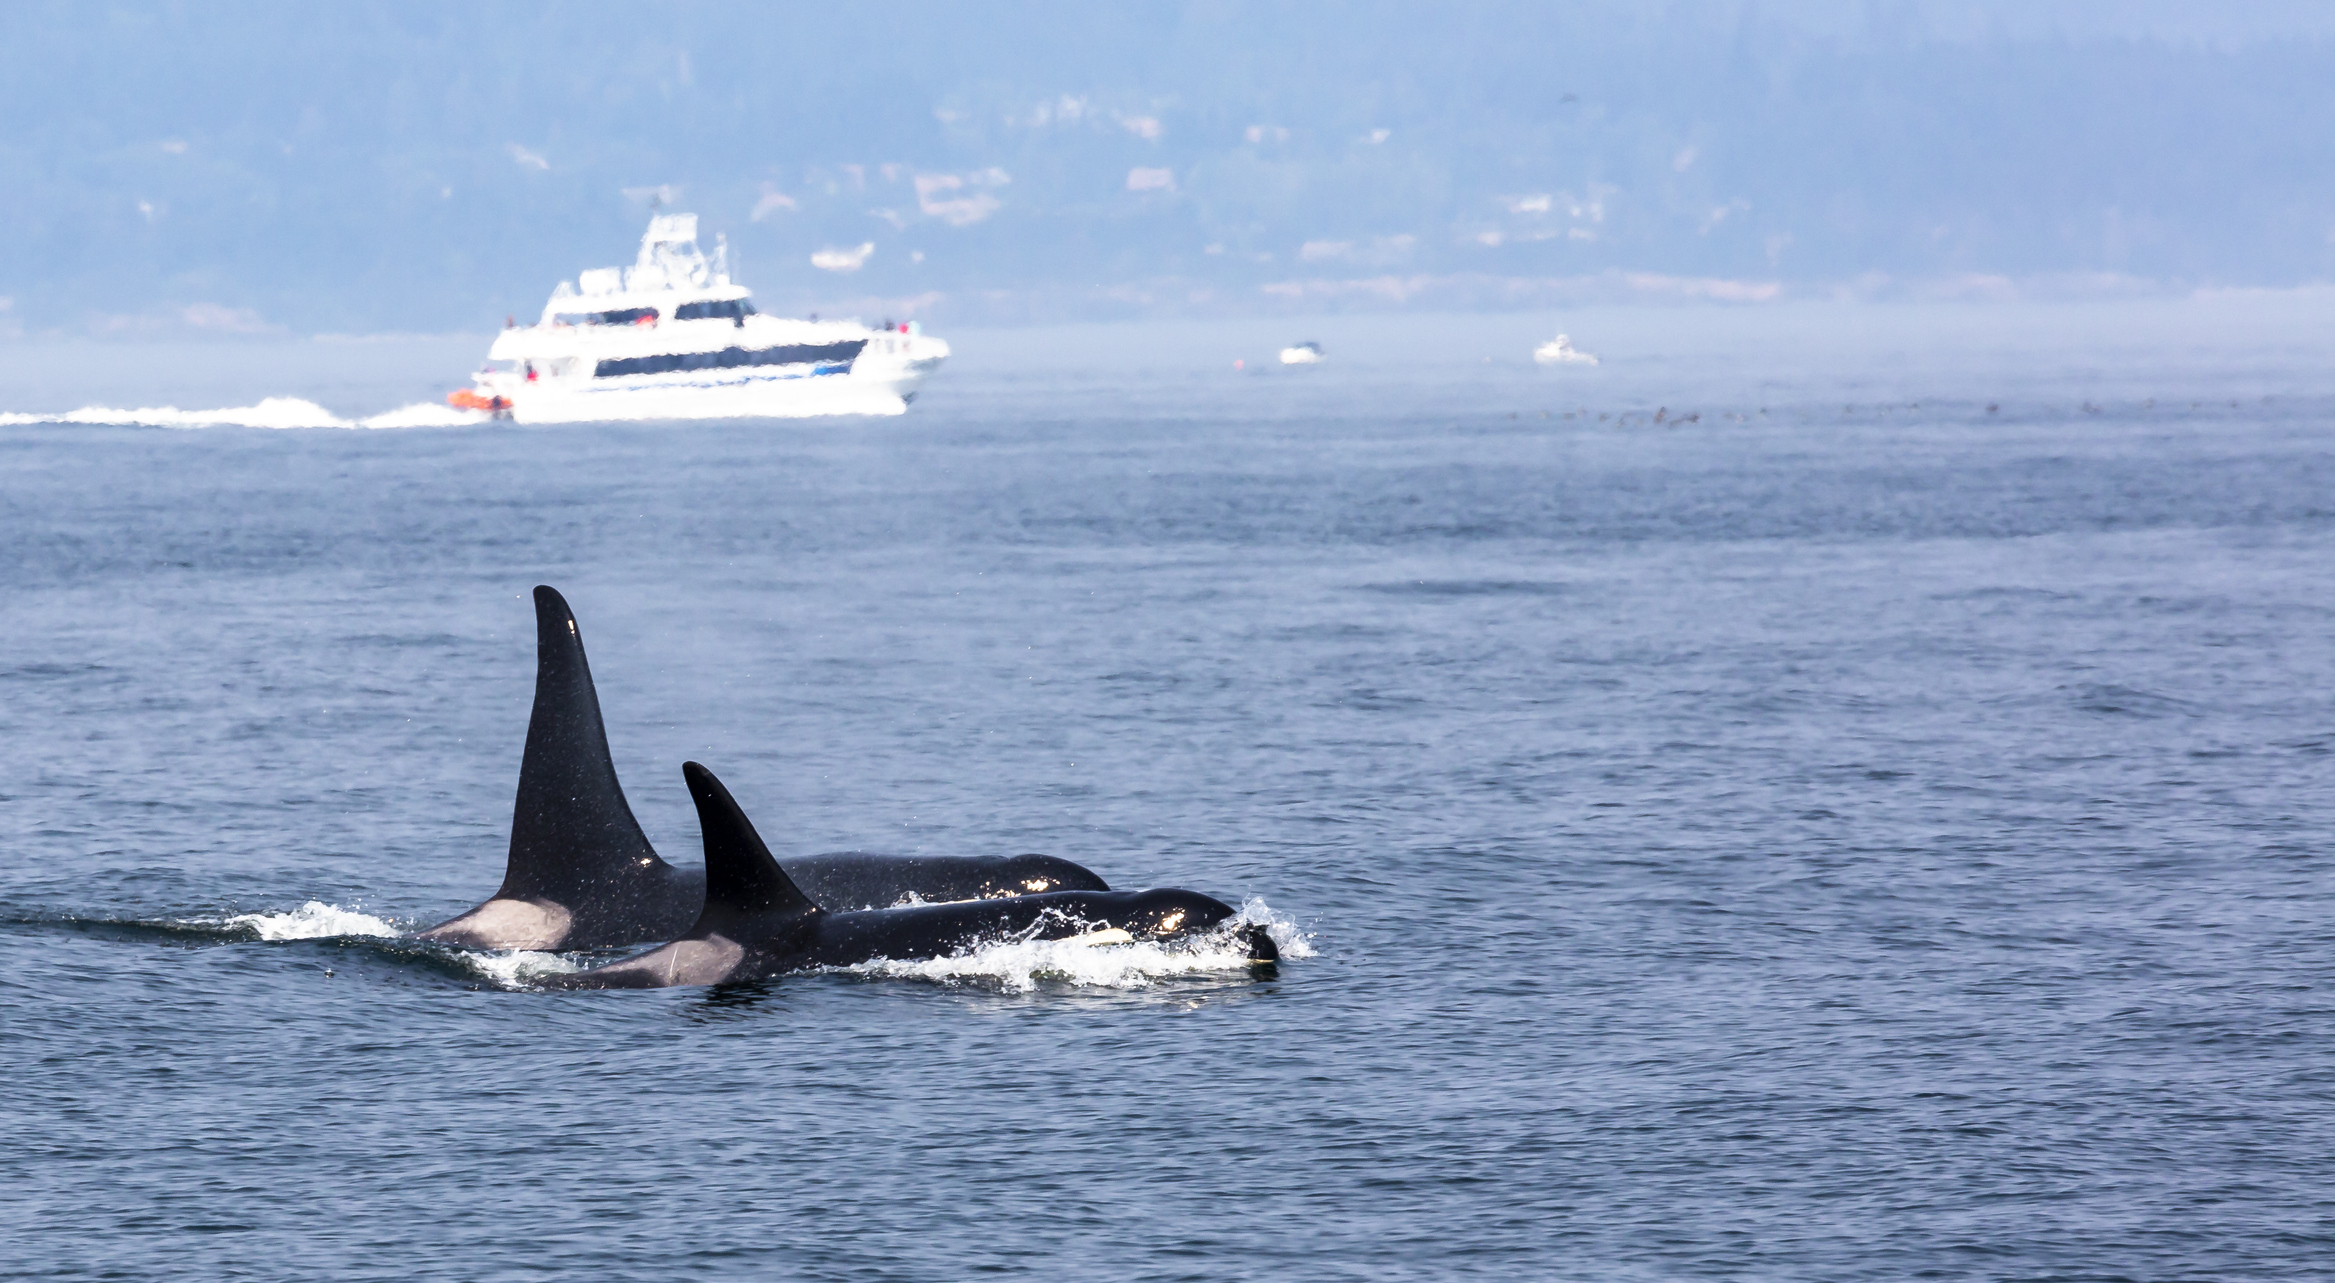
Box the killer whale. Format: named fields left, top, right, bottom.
left=542, top=763, right=1274, bottom=989
left=416, top=586, right=1110, bottom=951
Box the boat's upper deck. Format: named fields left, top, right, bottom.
left=475, top=212, right=947, bottom=379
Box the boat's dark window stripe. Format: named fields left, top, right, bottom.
left=593, top=340, right=865, bottom=379
left=672, top=299, right=757, bottom=321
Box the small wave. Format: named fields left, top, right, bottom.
left=0, top=396, right=485, bottom=430
left=1360, top=578, right=1571, bottom=598
left=2064, top=682, right=2199, bottom=718
left=842, top=897, right=1312, bottom=993
left=218, top=900, right=402, bottom=941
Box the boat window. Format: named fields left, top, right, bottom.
left=672, top=299, right=757, bottom=321
left=593, top=340, right=866, bottom=379
left=551, top=306, right=660, bottom=326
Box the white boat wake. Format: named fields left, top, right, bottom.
left=0, top=396, right=482, bottom=430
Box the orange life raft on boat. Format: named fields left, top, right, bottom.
left=446, top=389, right=513, bottom=415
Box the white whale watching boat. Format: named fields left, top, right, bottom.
left=449, top=214, right=948, bottom=422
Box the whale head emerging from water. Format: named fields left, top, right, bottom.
left=541, top=763, right=1273, bottom=990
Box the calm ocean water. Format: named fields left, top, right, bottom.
left=4, top=301, right=2333, bottom=1280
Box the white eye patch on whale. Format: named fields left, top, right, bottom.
left=414, top=586, right=1112, bottom=953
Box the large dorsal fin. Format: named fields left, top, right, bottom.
left=496, top=585, right=668, bottom=899
left=683, top=762, right=817, bottom=920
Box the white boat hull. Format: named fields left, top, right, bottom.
left=488, top=355, right=943, bottom=424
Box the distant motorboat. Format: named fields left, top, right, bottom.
left=1533, top=334, right=1599, bottom=366
left=1279, top=341, right=1325, bottom=365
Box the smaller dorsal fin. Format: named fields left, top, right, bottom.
left=683, top=762, right=817, bottom=918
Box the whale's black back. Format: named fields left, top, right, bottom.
left=781, top=852, right=1110, bottom=910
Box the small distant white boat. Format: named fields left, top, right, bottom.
left=1533, top=334, right=1599, bottom=366
left=1279, top=341, right=1325, bottom=365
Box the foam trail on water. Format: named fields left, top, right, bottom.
left=0, top=397, right=485, bottom=429
left=220, top=901, right=402, bottom=941
left=844, top=896, right=1312, bottom=993
left=0, top=387, right=912, bottom=428
left=0, top=397, right=350, bottom=428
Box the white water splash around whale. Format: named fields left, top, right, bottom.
left=219, top=900, right=402, bottom=940
left=192, top=897, right=1304, bottom=994
left=205, top=901, right=581, bottom=987
left=841, top=897, right=1314, bottom=993
left=467, top=949, right=585, bottom=988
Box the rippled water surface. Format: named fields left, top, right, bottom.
left=4, top=304, right=2334, bottom=1280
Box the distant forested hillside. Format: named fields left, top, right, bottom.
left=3, top=0, right=2332, bottom=333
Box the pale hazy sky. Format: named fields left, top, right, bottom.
left=1743, top=0, right=2335, bottom=43
left=3, top=1, right=2331, bottom=333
